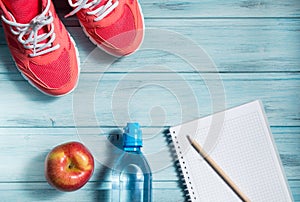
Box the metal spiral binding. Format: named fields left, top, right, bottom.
left=168, top=130, right=195, bottom=202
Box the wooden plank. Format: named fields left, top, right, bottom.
left=0, top=180, right=299, bottom=201
left=291, top=180, right=300, bottom=201
left=1, top=18, right=300, bottom=73
left=52, top=0, right=300, bottom=19
left=0, top=182, right=185, bottom=201
left=0, top=127, right=298, bottom=182
left=0, top=73, right=299, bottom=127
left=0, top=181, right=181, bottom=190
left=140, top=0, right=300, bottom=18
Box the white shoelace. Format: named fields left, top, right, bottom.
left=66, top=0, right=119, bottom=21
left=1, top=0, right=60, bottom=57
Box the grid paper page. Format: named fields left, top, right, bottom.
left=169, top=100, right=293, bottom=202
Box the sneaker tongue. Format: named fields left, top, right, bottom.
left=2, top=0, right=42, bottom=24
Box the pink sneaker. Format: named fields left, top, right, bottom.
left=66, top=0, right=144, bottom=56
left=0, top=0, right=80, bottom=96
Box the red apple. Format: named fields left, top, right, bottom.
left=45, top=141, right=94, bottom=191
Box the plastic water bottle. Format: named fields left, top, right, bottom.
left=111, top=123, right=152, bottom=202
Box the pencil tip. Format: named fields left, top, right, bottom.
left=186, top=135, right=192, bottom=144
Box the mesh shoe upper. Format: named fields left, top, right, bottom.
left=67, top=0, right=144, bottom=56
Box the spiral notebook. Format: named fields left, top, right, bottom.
left=169, top=100, right=293, bottom=202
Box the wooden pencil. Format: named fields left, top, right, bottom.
left=186, top=135, right=250, bottom=202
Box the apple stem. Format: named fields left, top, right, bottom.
left=68, top=163, right=75, bottom=169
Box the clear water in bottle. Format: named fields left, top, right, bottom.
left=111, top=123, right=152, bottom=202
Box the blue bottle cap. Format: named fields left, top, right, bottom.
left=123, top=122, right=142, bottom=147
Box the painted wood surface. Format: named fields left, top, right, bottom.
left=54, top=0, right=300, bottom=18
left=0, top=0, right=299, bottom=201
left=2, top=19, right=300, bottom=72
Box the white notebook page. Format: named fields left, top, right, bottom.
left=169, top=100, right=293, bottom=202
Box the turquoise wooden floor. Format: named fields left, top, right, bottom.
left=1, top=0, right=300, bottom=201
